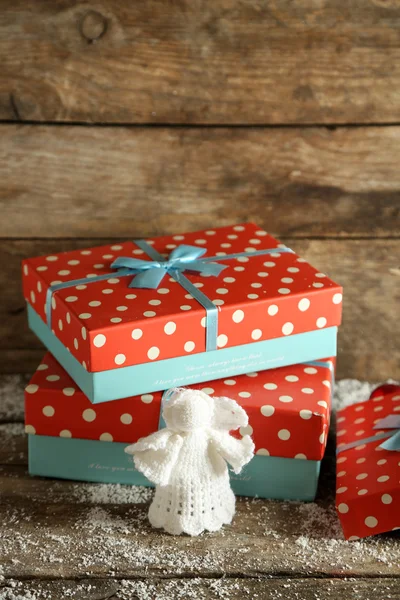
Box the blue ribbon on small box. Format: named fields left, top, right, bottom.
left=45, top=240, right=294, bottom=352
left=337, top=414, right=400, bottom=454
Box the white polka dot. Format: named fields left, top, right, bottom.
left=223, top=277, right=236, bottom=283
left=298, top=298, right=310, bottom=312
left=202, top=387, right=215, bottom=395
left=337, top=470, right=346, bottom=478
left=316, top=317, right=327, bottom=328
left=278, top=288, right=290, bottom=295
left=220, top=243, right=231, bottom=249
left=79, top=313, right=92, bottom=320
left=302, top=388, right=314, bottom=394
left=149, top=299, right=161, bottom=306
left=333, top=293, right=343, bottom=304
left=157, top=288, right=170, bottom=296
left=30, top=291, right=36, bottom=304
left=233, top=225, right=245, bottom=231
left=232, top=310, right=244, bottom=323
left=320, top=433, right=326, bottom=444
left=63, top=387, right=75, bottom=397
left=74, top=338, right=79, bottom=350
left=377, top=459, right=387, bottom=465
left=162, top=321, right=176, bottom=336
left=166, top=244, right=177, bottom=249
left=66, top=313, right=71, bottom=324
left=237, top=257, right=249, bottom=263
left=239, top=391, right=251, bottom=398
left=184, top=341, right=195, bottom=352
left=76, top=285, right=87, bottom=290
left=180, top=305, right=192, bottom=311
left=111, top=245, right=123, bottom=251
left=256, top=448, right=270, bottom=457
left=356, top=457, right=366, bottom=464
left=37, top=281, right=42, bottom=293
left=141, top=394, right=153, bottom=404
left=240, top=425, right=253, bottom=436
left=337, top=429, right=346, bottom=437
left=68, top=260, right=80, bottom=265
left=37, top=266, right=48, bottom=272
left=246, top=372, right=258, bottom=377
left=279, top=395, right=293, bottom=403
left=195, top=239, right=206, bottom=244
left=358, top=489, right=368, bottom=495
left=365, top=516, right=378, bottom=528
left=42, top=405, right=55, bottom=417
left=89, top=300, right=101, bottom=307
left=281, top=277, right=293, bottom=284
left=287, top=267, right=300, bottom=273
left=130, top=329, right=142, bottom=341
left=338, top=503, right=349, bottom=514
left=304, top=367, right=318, bottom=375
left=173, top=235, right=185, bottom=241
left=247, top=294, right=258, bottom=299
left=255, top=230, right=267, bottom=236
left=377, top=475, right=389, bottom=482
left=323, top=380, right=331, bottom=388
left=263, top=261, right=276, bottom=268
left=25, top=384, right=39, bottom=394
left=285, top=375, right=299, bottom=382
left=217, top=334, right=228, bottom=348
left=100, top=433, right=113, bottom=442
left=200, top=317, right=207, bottom=327
left=51, top=297, right=56, bottom=310
left=251, top=329, right=262, bottom=340
left=82, top=408, right=96, bottom=422
left=278, top=429, right=291, bottom=440
left=356, top=473, right=368, bottom=480
left=46, top=375, right=60, bottom=382
left=266, top=305, right=278, bottom=317
left=318, top=400, right=328, bottom=409
left=147, top=347, right=160, bottom=360
left=295, top=453, right=307, bottom=460
left=313, top=282, right=324, bottom=288
left=234, top=266, right=245, bottom=271
left=282, top=322, right=294, bottom=336
left=59, top=430, right=72, bottom=438
left=58, top=269, right=71, bottom=276
left=251, top=282, right=262, bottom=289
left=81, top=327, right=87, bottom=340
left=264, top=383, right=277, bottom=390
left=46, top=256, right=58, bottom=262
left=93, top=334, right=106, bottom=348
left=117, top=305, right=128, bottom=312
left=125, top=294, right=136, bottom=299
left=65, top=296, right=78, bottom=304
left=120, top=413, right=133, bottom=424
left=261, top=405, right=275, bottom=417
left=107, top=278, right=120, bottom=284
left=144, top=311, right=156, bottom=317
left=300, top=409, right=313, bottom=420
left=213, top=299, right=225, bottom=306
left=82, top=361, right=87, bottom=370
left=114, top=354, right=126, bottom=365
left=382, top=494, right=392, bottom=504
left=58, top=319, right=64, bottom=332
left=337, top=486, right=348, bottom=494
left=224, top=379, right=236, bottom=386
left=37, top=364, right=48, bottom=371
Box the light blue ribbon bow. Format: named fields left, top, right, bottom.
left=337, top=413, right=400, bottom=453
left=45, top=239, right=294, bottom=352
left=110, top=244, right=227, bottom=289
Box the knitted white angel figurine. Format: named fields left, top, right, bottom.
left=125, top=387, right=254, bottom=536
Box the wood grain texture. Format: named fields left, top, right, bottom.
left=1, top=577, right=400, bottom=600
left=1, top=238, right=398, bottom=378
left=1, top=125, right=400, bottom=238
left=1, top=1, right=400, bottom=124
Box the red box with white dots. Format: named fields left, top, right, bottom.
left=25, top=353, right=334, bottom=461
left=335, top=387, right=400, bottom=540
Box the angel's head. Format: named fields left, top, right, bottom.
left=162, top=388, right=214, bottom=431
left=162, top=388, right=249, bottom=432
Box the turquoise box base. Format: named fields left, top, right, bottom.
left=28, top=304, right=337, bottom=404
left=29, top=435, right=321, bottom=501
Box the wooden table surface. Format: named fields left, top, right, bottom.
left=1, top=377, right=399, bottom=600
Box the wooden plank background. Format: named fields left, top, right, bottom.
left=0, top=1, right=399, bottom=379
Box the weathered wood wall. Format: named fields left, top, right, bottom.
left=0, top=1, right=399, bottom=378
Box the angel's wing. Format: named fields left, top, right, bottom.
left=208, top=431, right=254, bottom=475
left=125, top=429, right=183, bottom=486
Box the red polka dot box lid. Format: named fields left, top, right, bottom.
left=335, top=386, right=400, bottom=540
left=25, top=353, right=335, bottom=462
left=22, top=223, right=342, bottom=374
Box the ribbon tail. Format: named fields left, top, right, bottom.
left=130, top=267, right=167, bottom=289
left=380, top=430, right=400, bottom=451
left=183, top=260, right=228, bottom=277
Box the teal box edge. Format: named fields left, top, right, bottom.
left=28, top=435, right=320, bottom=501
left=27, top=304, right=337, bottom=404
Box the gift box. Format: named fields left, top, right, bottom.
left=25, top=353, right=335, bottom=500
left=22, top=223, right=341, bottom=403
left=335, top=386, right=400, bottom=540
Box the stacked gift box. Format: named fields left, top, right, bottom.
left=22, top=222, right=343, bottom=501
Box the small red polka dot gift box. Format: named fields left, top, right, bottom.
left=335, top=386, right=400, bottom=540
left=22, top=223, right=342, bottom=403
left=25, top=353, right=335, bottom=500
